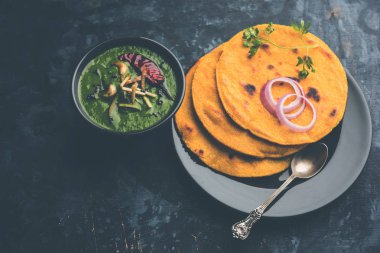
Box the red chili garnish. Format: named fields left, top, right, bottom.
left=118, top=53, right=165, bottom=85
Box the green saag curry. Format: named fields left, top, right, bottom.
left=78, top=46, right=177, bottom=133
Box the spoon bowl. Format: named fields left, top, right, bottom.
left=232, top=142, right=329, bottom=240
left=291, top=143, right=329, bottom=179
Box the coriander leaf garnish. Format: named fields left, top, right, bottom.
left=248, top=39, right=262, bottom=57
left=296, top=56, right=304, bottom=66
left=298, top=68, right=309, bottom=80
left=242, top=22, right=318, bottom=80
left=243, top=27, right=259, bottom=40
left=305, top=56, right=315, bottom=72
left=242, top=23, right=318, bottom=58
left=243, top=27, right=263, bottom=57
left=243, top=22, right=281, bottom=56
left=265, top=22, right=275, bottom=35
left=296, top=55, right=315, bottom=80
left=291, top=19, right=311, bottom=37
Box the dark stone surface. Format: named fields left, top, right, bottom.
left=1, top=0, right=379, bottom=252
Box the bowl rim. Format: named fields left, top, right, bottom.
left=72, top=36, right=185, bottom=136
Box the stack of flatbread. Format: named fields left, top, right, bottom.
left=175, top=24, right=347, bottom=177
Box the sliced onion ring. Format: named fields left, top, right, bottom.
left=285, top=95, right=306, bottom=119
left=276, top=94, right=316, bottom=132
left=263, top=77, right=304, bottom=114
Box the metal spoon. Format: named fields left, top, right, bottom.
left=232, top=142, right=328, bottom=240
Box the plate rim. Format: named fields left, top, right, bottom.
left=172, top=69, right=372, bottom=217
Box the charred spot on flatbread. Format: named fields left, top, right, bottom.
left=306, top=87, right=320, bottom=102
left=244, top=84, right=256, bottom=95
left=260, top=44, right=270, bottom=54
left=184, top=124, right=193, bottom=133
left=319, top=47, right=333, bottom=59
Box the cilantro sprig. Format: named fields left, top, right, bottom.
left=243, top=27, right=263, bottom=57
left=242, top=20, right=318, bottom=80
left=291, top=19, right=316, bottom=79
left=296, top=55, right=315, bottom=80
left=265, top=22, right=274, bottom=35
left=243, top=23, right=276, bottom=57
left=291, top=19, right=311, bottom=37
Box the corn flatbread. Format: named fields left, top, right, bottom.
left=216, top=24, right=348, bottom=145
left=192, top=44, right=305, bottom=158
left=175, top=49, right=291, bottom=177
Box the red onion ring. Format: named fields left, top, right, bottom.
left=261, top=77, right=306, bottom=119
left=285, top=95, right=306, bottom=119
left=263, top=77, right=304, bottom=114
left=276, top=94, right=316, bottom=132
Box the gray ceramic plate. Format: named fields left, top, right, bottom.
left=172, top=69, right=372, bottom=217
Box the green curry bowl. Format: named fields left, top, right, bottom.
left=72, top=37, right=185, bottom=135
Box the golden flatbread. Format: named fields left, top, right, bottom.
left=174, top=49, right=291, bottom=177
left=192, top=44, right=305, bottom=158
left=216, top=24, right=347, bottom=145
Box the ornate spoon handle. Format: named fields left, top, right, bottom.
left=232, top=174, right=296, bottom=240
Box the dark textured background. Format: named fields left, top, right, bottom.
left=0, top=0, right=379, bottom=252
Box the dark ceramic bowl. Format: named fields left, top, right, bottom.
left=72, top=37, right=185, bottom=135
